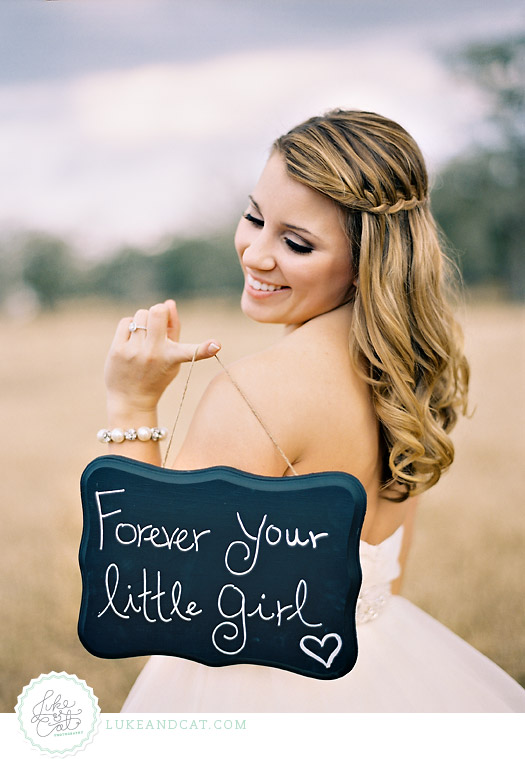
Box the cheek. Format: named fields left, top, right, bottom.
left=315, top=258, right=353, bottom=304
left=335, top=258, right=353, bottom=288
left=330, top=248, right=353, bottom=283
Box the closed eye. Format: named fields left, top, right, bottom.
left=243, top=212, right=264, bottom=227
left=244, top=211, right=313, bottom=254
left=285, top=238, right=313, bottom=255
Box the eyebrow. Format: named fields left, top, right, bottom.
left=249, top=195, right=320, bottom=241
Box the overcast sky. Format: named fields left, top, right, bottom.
left=0, top=0, right=523, bottom=257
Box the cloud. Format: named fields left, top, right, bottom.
left=0, top=40, right=487, bottom=255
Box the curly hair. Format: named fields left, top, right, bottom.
left=274, top=109, right=470, bottom=501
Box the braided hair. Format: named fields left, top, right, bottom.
left=274, top=109, right=470, bottom=501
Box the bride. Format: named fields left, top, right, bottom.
left=100, top=109, right=525, bottom=712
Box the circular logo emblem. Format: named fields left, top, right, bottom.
left=15, top=671, right=100, bottom=757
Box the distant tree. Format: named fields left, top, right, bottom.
left=82, top=233, right=243, bottom=303
left=20, top=233, right=79, bottom=308
left=0, top=241, right=13, bottom=302
left=452, top=34, right=525, bottom=149
left=153, top=233, right=243, bottom=298
left=434, top=34, right=525, bottom=299
left=87, top=247, right=158, bottom=301
left=432, top=150, right=520, bottom=290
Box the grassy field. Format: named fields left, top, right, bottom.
left=1, top=298, right=524, bottom=712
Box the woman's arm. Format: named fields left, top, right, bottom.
left=102, top=299, right=220, bottom=465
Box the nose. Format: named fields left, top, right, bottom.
left=240, top=233, right=277, bottom=272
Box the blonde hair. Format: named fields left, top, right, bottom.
left=274, top=109, right=470, bottom=501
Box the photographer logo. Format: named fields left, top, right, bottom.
left=16, top=672, right=100, bottom=756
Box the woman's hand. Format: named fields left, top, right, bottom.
left=104, top=299, right=221, bottom=414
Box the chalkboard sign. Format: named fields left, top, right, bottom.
left=79, top=455, right=366, bottom=680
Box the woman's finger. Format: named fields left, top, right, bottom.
left=165, top=299, right=180, bottom=342
left=168, top=340, right=221, bottom=364
left=128, top=308, right=149, bottom=340
left=112, top=316, right=134, bottom=347
left=146, top=303, right=170, bottom=348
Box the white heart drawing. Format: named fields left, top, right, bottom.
left=300, top=633, right=343, bottom=669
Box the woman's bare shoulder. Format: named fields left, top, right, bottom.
left=173, top=305, right=376, bottom=477
left=217, top=307, right=356, bottom=411
left=172, top=336, right=318, bottom=475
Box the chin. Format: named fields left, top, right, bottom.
left=239, top=290, right=286, bottom=324
left=240, top=303, right=279, bottom=324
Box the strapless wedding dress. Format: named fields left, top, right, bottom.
left=121, top=525, right=525, bottom=712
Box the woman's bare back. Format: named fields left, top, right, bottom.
left=173, top=303, right=411, bottom=545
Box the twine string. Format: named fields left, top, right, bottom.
left=162, top=349, right=298, bottom=476
left=161, top=346, right=199, bottom=468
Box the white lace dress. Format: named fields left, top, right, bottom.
left=121, top=525, right=525, bottom=713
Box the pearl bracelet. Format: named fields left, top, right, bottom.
left=97, top=426, right=169, bottom=443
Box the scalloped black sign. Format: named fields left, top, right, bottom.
left=79, top=456, right=366, bottom=680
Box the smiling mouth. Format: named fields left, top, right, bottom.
left=246, top=273, right=290, bottom=292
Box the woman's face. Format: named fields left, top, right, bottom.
left=235, top=151, right=353, bottom=327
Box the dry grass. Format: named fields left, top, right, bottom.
left=1, top=298, right=523, bottom=712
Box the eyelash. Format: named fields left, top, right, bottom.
left=285, top=239, right=313, bottom=255
left=243, top=212, right=263, bottom=227
left=243, top=213, right=314, bottom=255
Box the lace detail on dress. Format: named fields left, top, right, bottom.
left=356, top=525, right=404, bottom=626
left=356, top=583, right=391, bottom=624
